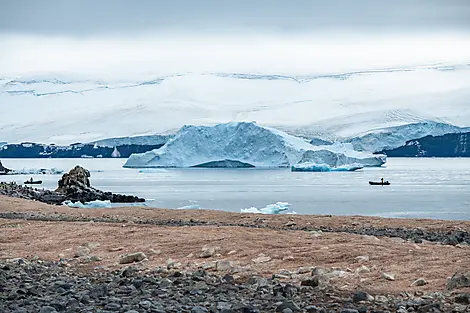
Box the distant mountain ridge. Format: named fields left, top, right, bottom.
left=1, top=62, right=470, bottom=145
left=381, top=132, right=470, bottom=157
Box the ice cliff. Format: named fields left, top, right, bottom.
left=123, top=122, right=386, bottom=169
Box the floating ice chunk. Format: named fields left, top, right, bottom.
left=291, top=162, right=363, bottom=172
left=241, top=202, right=296, bottom=214
left=177, top=204, right=201, bottom=210
left=63, top=200, right=112, bottom=208
left=10, top=168, right=64, bottom=175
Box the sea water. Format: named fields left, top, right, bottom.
left=1, top=158, right=469, bottom=220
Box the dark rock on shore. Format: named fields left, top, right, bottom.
left=1, top=259, right=468, bottom=313
left=56, top=165, right=145, bottom=204
left=0, top=160, right=11, bottom=175
left=0, top=165, right=144, bottom=205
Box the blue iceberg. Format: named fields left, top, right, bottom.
left=291, top=162, right=363, bottom=172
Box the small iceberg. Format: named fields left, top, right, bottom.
left=177, top=204, right=201, bottom=210
left=241, top=202, right=297, bottom=214
left=63, top=200, right=112, bottom=209
left=291, top=162, right=363, bottom=172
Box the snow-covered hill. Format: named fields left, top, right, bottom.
left=123, top=122, right=385, bottom=168
left=1, top=63, right=470, bottom=146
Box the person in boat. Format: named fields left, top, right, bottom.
left=381, top=178, right=384, bottom=184
left=29, top=177, right=34, bottom=182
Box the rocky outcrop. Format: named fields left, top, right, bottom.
left=0, top=160, right=11, bottom=175
left=55, top=166, right=145, bottom=203
left=0, top=165, right=144, bottom=205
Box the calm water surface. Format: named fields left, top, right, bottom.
left=2, top=158, right=470, bottom=220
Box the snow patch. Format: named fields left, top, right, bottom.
left=241, top=202, right=296, bottom=214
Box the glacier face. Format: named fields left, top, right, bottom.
left=123, top=122, right=386, bottom=168
left=1, top=63, right=470, bottom=146
left=345, top=122, right=470, bottom=152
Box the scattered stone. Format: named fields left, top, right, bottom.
left=301, top=275, right=328, bottom=288
left=74, top=246, right=90, bottom=257
left=356, top=265, right=370, bottom=274
left=411, top=278, right=427, bottom=287
left=109, top=247, right=124, bottom=252
left=39, top=306, right=57, bottom=313
left=282, top=255, right=295, bottom=261
left=0, top=260, right=467, bottom=313
left=355, top=255, right=369, bottom=263
left=216, top=260, right=233, bottom=272
left=284, top=221, right=297, bottom=227
left=309, top=230, right=322, bottom=237
left=275, top=300, right=301, bottom=312
left=148, top=248, right=161, bottom=255
left=191, top=306, right=209, bottom=313
left=454, top=293, right=470, bottom=304
left=119, top=252, right=147, bottom=264
left=447, top=271, right=470, bottom=290
left=86, top=242, right=100, bottom=249
left=353, top=291, right=374, bottom=302
left=227, top=250, right=237, bottom=255
left=382, top=273, right=395, bottom=281
left=252, top=256, right=271, bottom=263
left=199, top=246, right=219, bottom=258
left=296, top=267, right=311, bottom=274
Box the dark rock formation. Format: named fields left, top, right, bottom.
left=56, top=166, right=145, bottom=203
left=380, top=132, right=470, bottom=157
left=0, top=166, right=144, bottom=205
left=0, top=160, right=11, bottom=175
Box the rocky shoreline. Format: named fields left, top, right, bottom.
left=0, top=165, right=144, bottom=205
left=1, top=210, right=468, bottom=247
left=1, top=259, right=469, bottom=313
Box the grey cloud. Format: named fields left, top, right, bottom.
left=1, top=0, right=470, bottom=36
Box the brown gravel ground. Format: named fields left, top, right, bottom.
left=1, top=196, right=469, bottom=296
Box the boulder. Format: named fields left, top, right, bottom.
left=447, top=272, right=470, bottom=290
left=0, top=160, right=11, bottom=175
left=56, top=165, right=145, bottom=204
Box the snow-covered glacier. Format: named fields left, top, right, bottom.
left=123, top=122, right=386, bottom=169
left=1, top=63, right=470, bottom=146
left=345, top=122, right=470, bottom=152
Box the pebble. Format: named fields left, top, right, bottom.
left=411, top=278, right=427, bottom=287
left=74, top=246, right=90, bottom=257
left=382, top=273, right=396, bottom=281
left=252, top=256, right=271, bottom=263
left=353, top=291, right=374, bottom=302
left=119, top=252, right=147, bottom=264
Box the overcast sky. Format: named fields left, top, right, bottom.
left=1, top=0, right=470, bottom=76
